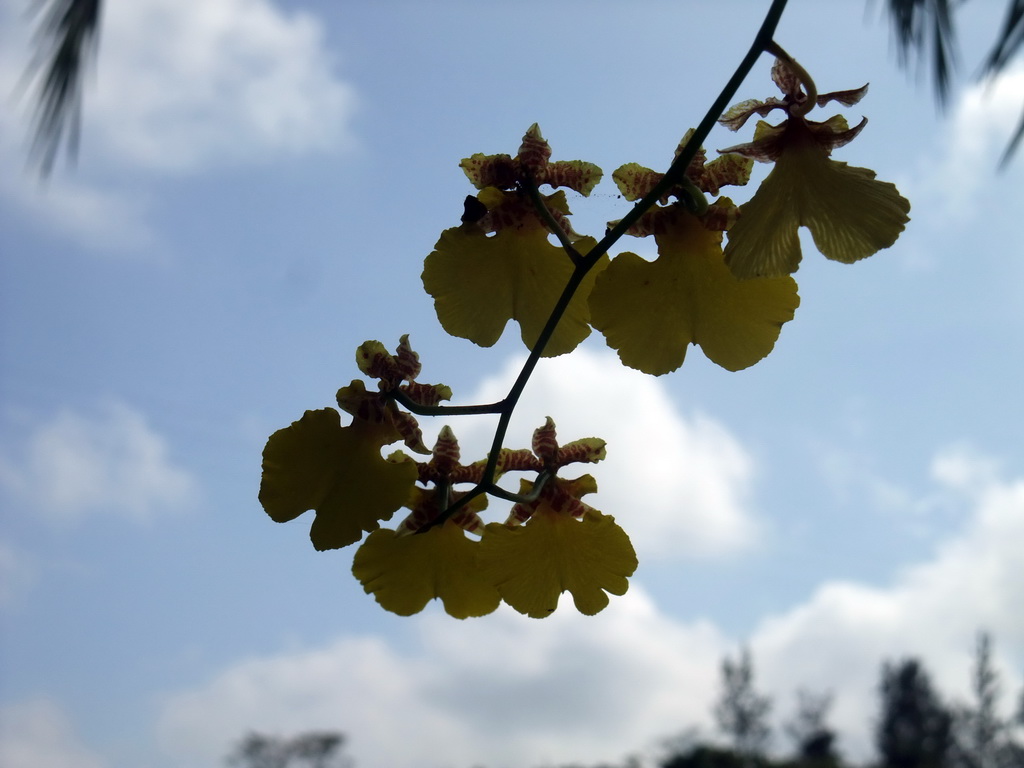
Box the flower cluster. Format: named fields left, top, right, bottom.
left=260, top=337, right=636, bottom=618
left=350, top=417, right=635, bottom=619
left=259, top=56, right=911, bottom=621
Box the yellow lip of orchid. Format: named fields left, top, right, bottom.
left=349, top=419, right=629, bottom=620
left=258, top=408, right=419, bottom=551
left=352, top=427, right=500, bottom=619
left=479, top=475, right=637, bottom=619
left=422, top=223, right=607, bottom=357
left=353, top=521, right=502, bottom=619
left=589, top=204, right=800, bottom=375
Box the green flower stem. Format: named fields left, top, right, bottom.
left=523, top=174, right=584, bottom=265
left=391, top=389, right=505, bottom=416
left=437, top=480, right=450, bottom=517
left=766, top=40, right=818, bottom=115
left=415, top=473, right=552, bottom=534
left=417, top=264, right=588, bottom=532
left=678, top=176, right=710, bottom=215
left=423, top=0, right=790, bottom=530
left=486, top=470, right=552, bottom=505
left=595, top=0, right=790, bottom=261
left=421, top=484, right=484, bottom=531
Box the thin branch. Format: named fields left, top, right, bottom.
left=766, top=40, right=819, bottom=115
left=391, top=389, right=506, bottom=416
left=999, top=103, right=1024, bottom=168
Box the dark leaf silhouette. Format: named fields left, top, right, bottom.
left=886, top=0, right=1024, bottom=163
left=21, top=0, right=102, bottom=175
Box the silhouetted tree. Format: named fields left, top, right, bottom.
left=715, top=648, right=773, bottom=765
left=950, top=633, right=1024, bottom=768
left=662, top=745, right=748, bottom=768
left=951, top=633, right=1002, bottom=768
left=876, top=658, right=954, bottom=768
left=226, top=731, right=352, bottom=768
left=785, top=690, right=840, bottom=768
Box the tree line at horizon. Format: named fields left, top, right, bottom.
left=225, top=632, right=1024, bottom=768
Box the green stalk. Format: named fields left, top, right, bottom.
left=422, top=0, right=790, bottom=531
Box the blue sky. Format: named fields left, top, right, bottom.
left=1, top=1, right=1023, bottom=767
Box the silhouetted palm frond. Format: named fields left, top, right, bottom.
left=22, top=0, right=103, bottom=176
left=886, top=0, right=1023, bottom=163
left=886, top=0, right=961, bottom=106
left=979, top=0, right=1024, bottom=165
left=981, top=0, right=1024, bottom=73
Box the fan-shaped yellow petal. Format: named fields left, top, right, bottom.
left=480, top=507, right=637, bottom=618
left=589, top=210, right=799, bottom=374
left=722, top=163, right=803, bottom=278
left=352, top=524, right=501, bottom=618
left=589, top=250, right=694, bottom=374
left=725, top=144, right=910, bottom=278
left=422, top=226, right=606, bottom=357
left=798, top=156, right=911, bottom=264
left=258, top=409, right=418, bottom=551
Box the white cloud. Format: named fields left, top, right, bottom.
left=814, top=441, right=958, bottom=540
left=0, top=699, right=107, bottom=768
left=0, top=0, right=356, bottom=252
left=752, top=443, right=1024, bottom=758
left=440, top=348, right=763, bottom=560
left=157, top=589, right=728, bottom=768
left=0, top=402, right=196, bottom=524
left=905, top=62, right=1024, bottom=222
left=930, top=442, right=1002, bottom=492
left=947, top=63, right=1024, bottom=173
left=90, top=0, right=357, bottom=171
left=157, top=444, right=1023, bottom=768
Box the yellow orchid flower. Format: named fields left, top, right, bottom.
left=480, top=475, right=637, bottom=618
left=352, top=427, right=500, bottom=619
left=720, top=59, right=911, bottom=278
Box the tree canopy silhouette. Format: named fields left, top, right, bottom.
left=876, top=658, right=955, bottom=768
left=227, top=731, right=352, bottom=768
left=714, top=648, right=773, bottom=764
